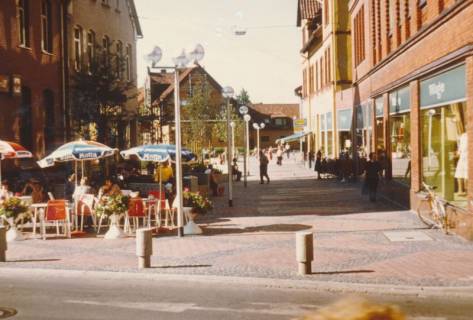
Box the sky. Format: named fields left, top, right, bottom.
left=135, top=0, right=301, bottom=104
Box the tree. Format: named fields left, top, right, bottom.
left=212, top=101, right=244, bottom=151
left=181, top=83, right=219, bottom=154
left=70, top=46, right=135, bottom=147
left=236, top=88, right=251, bottom=106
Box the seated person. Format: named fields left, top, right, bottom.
left=232, top=158, right=242, bottom=182
left=22, top=178, right=45, bottom=203
left=0, top=180, right=13, bottom=204
left=154, top=160, right=174, bottom=184
left=98, top=178, right=121, bottom=200
left=73, top=177, right=92, bottom=201
left=206, top=165, right=219, bottom=197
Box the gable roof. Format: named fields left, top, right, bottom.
left=150, top=63, right=223, bottom=104
left=297, top=0, right=322, bottom=27
left=127, top=0, right=143, bottom=38
left=250, top=103, right=300, bottom=119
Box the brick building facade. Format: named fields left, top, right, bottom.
left=0, top=0, right=66, bottom=160
left=348, top=0, right=473, bottom=239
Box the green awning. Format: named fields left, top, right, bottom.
left=276, top=132, right=310, bottom=144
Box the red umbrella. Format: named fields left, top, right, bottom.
left=0, top=140, right=33, bottom=182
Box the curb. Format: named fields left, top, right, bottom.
left=1, top=267, right=472, bottom=298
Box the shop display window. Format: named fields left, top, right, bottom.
left=390, top=112, right=411, bottom=185
left=421, top=102, right=467, bottom=206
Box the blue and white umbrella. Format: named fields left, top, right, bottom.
left=37, top=140, right=117, bottom=168
left=120, top=144, right=196, bottom=163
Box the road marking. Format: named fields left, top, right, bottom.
left=65, top=300, right=319, bottom=316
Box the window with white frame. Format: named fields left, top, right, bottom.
left=86, top=30, right=95, bottom=72
left=41, top=0, right=52, bottom=52
left=125, top=44, right=132, bottom=81
left=102, top=35, right=110, bottom=66
left=73, top=26, right=83, bottom=71
left=18, top=0, right=30, bottom=47
left=116, top=41, right=123, bottom=78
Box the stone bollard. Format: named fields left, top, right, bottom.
left=0, top=227, right=7, bottom=262
left=296, top=231, right=313, bottom=275
left=136, top=228, right=153, bottom=269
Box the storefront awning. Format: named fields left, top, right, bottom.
left=276, top=132, right=310, bottom=144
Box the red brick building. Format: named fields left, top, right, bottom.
left=0, top=0, right=66, bottom=159
left=349, top=0, right=473, bottom=239
left=248, top=103, right=300, bottom=149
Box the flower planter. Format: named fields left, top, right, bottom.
left=183, top=207, right=203, bottom=235
left=104, top=214, right=126, bottom=240
left=6, top=217, right=25, bottom=242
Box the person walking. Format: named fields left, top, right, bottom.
left=259, top=150, right=270, bottom=184
left=363, top=152, right=382, bottom=202
left=314, top=150, right=322, bottom=179
left=276, top=145, right=283, bottom=166
left=285, top=143, right=291, bottom=159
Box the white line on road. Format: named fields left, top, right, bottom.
left=65, top=299, right=320, bottom=316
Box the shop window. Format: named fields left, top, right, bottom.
left=18, top=0, right=30, bottom=47
left=41, top=0, right=52, bottom=53
left=390, top=113, right=411, bottom=184
left=421, top=102, right=467, bottom=207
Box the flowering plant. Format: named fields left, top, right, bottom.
left=0, top=197, right=30, bottom=225
left=95, top=194, right=130, bottom=218
left=183, top=189, right=213, bottom=214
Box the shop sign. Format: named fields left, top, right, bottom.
left=294, top=119, right=306, bottom=132
left=389, top=86, right=410, bottom=114
left=12, top=75, right=21, bottom=96
left=420, top=64, right=466, bottom=108
left=375, top=96, right=383, bottom=117
left=338, top=108, right=352, bottom=131
left=326, top=112, right=333, bottom=130
left=0, top=75, right=9, bottom=93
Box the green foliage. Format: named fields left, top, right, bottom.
left=95, top=194, right=130, bottom=218
left=70, top=45, right=135, bottom=145
left=181, top=83, right=220, bottom=154
left=236, top=88, right=251, bottom=106
left=0, top=197, right=30, bottom=223
left=183, top=189, right=213, bottom=215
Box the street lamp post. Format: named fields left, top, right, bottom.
left=146, top=45, right=204, bottom=237
left=230, top=121, right=235, bottom=159
left=243, top=114, right=251, bottom=187
left=252, top=122, right=266, bottom=158
left=222, top=86, right=235, bottom=207
left=239, top=105, right=250, bottom=188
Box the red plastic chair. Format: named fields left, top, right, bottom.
left=42, top=200, right=71, bottom=239
left=125, top=198, right=146, bottom=233
left=147, top=190, right=173, bottom=228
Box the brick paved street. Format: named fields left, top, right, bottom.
left=2, top=154, right=473, bottom=289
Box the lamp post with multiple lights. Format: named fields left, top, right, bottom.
left=253, top=122, right=265, bottom=158
left=222, top=86, right=235, bottom=207
left=146, top=44, right=205, bottom=237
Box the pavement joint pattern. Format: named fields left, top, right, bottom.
left=2, top=155, right=473, bottom=289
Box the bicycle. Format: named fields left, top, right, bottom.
left=415, top=182, right=450, bottom=234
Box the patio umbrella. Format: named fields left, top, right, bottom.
left=0, top=140, right=33, bottom=183
left=120, top=144, right=196, bottom=163
left=37, top=140, right=117, bottom=185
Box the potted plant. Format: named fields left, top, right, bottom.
left=182, top=189, right=213, bottom=235
left=95, top=194, right=130, bottom=239
left=0, top=197, right=30, bottom=242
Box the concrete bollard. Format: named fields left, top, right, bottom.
left=296, top=231, right=313, bottom=275
left=136, top=228, right=153, bottom=269
left=0, top=227, right=7, bottom=262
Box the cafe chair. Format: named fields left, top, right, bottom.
left=42, top=200, right=71, bottom=240
left=125, top=197, right=146, bottom=233
left=148, top=191, right=173, bottom=228
left=75, top=194, right=98, bottom=232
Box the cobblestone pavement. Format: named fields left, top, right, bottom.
left=3, top=154, right=473, bottom=288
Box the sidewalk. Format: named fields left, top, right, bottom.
left=2, top=154, right=473, bottom=290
